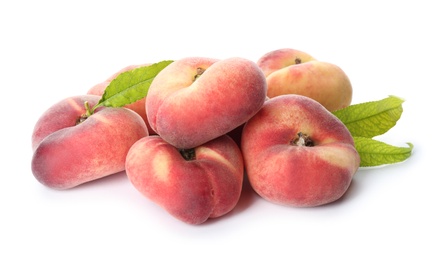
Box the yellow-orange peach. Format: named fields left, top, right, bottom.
left=146, top=57, right=267, bottom=149
left=125, top=134, right=244, bottom=225
left=31, top=95, right=149, bottom=189
left=241, top=94, right=360, bottom=207
left=257, top=48, right=352, bottom=111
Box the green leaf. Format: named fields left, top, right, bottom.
left=93, top=60, right=174, bottom=109
left=332, top=95, right=405, bottom=138
left=354, top=136, right=413, bottom=167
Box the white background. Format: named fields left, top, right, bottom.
left=1, top=1, right=442, bottom=259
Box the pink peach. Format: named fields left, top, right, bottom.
left=146, top=57, right=267, bottom=149
left=125, top=134, right=244, bottom=224
left=241, top=94, right=360, bottom=207
left=31, top=95, right=149, bottom=189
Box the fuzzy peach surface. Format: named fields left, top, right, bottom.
left=125, top=135, right=244, bottom=225
left=256, top=48, right=353, bottom=112
left=146, top=57, right=267, bottom=149
left=241, top=94, right=360, bottom=207
left=31, top=95, right=149, bottom=190
left=265, top=60, right=353, bottom=111
left=31, top=95, right=101, bottom=151
left=257, top=48, right=316, bottom=77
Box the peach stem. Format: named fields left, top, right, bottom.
left=76, top=101, right=94, bottom=125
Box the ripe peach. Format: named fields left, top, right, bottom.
left=125, top=135, right=244, bottom=225
left=241, top=94, right=360, bottom=207
left=31, top=95, right=149, bottom=189
left=87, top=63, right=155, bottom=134
left=146, top=57, right=267, bottom=149
left=257, top=48, right=353, bottom=111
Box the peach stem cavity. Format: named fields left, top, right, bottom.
left=193, top=67, right=205, bottom=81
left=179, top=148, right=196, bottom=161
left=291, top=132, right=314, bottom=147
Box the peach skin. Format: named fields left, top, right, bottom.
left=125, top=134, right=244, bottom=225
left=241, top=94, right=360, bottom=207
left=146, top=57, right=267, bottom=149
left=31, top=95, right=149, bottom=189
left=257, top=48, right=353, bottom=111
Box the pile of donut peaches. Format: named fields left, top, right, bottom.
left=31, top=48, right=360, bottom=225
